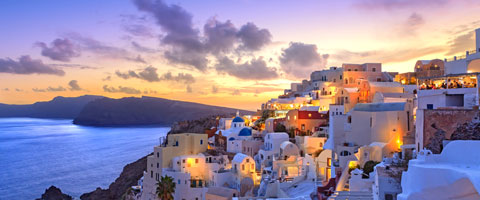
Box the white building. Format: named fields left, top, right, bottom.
left=444, top=28, right=480, bottom=75
left=257, top=132, right=289, bottom=167
left=231, top=153, right=257, bottom=191
left=398, top=140, right=480, bottom=200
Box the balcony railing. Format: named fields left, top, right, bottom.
left=445, top=49, right=477, bottom=62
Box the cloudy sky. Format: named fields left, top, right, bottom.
left=1, top=0, right=480, bottom=110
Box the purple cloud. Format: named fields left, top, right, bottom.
left=237, top=22, right=272, bottom=51
left=0, top=55, right=65, bottom=76
left=216, top=57, right=279, bottom=80
left=35, top=38, right=80, bottom=62
left=280, top=42, right=328, bottom=79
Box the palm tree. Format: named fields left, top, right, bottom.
left=156, top=175, right=176, bottom=200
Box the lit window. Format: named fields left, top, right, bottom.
left=308, top=113, right=312, bottom=117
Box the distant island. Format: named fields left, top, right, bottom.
left=0, top=95, right=254, bottom=126
left=73, top=96, right=254, bottom=126
left=0, top=95, right=102, bottom=119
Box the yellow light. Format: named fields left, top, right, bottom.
left=396, top=137, right=403, bottom=149
left=401, top=80, right=406, bottom=84
left=348, top=161, right=357, bottom=169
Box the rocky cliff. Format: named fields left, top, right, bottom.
left=168, top=115, right=224, bottom=134
left=0, top=95, right=102, bottom=118
left=36, top=186, right=73, bottom=200
left=74, top=96, right=253, bottom=126
left=80, top=154, right=150, bottom=200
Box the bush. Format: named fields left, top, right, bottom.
left=274, top=123, right=287, bottom=132
left=362, top=160, right=380, bottom=178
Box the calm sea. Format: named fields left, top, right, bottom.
left=0, top=118, right=168, bottom=200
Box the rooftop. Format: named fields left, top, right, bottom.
left=353, top=102, right=406, bottom=112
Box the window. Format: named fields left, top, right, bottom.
left=348, top=116, right=352, bottom=123
left=157, top=163, right=159, bottom=168
left=308, top=113, right=312, bottom=117
left=182, top=159, right=185, bottom=163
left=372, top=68, right=376, bottom=72
left=340, top=151, right=351, bottom=156
left=354, top=69, right=358, bottom=71
left=385, top=194, right=394, bottom=200
left=178, top=179, right=181, bottom=184
left=200, top=140, right=203, bottom=145
left=407, top=111, right=410, bottom=131
left=340, top=75, right=342, bottom=80
left=195, top=159, right=198, bottom=163
left=246, top=158, right=249, bottom=163
left=242, top=164, right=245, bottom=171
left=157, top=152, right=159, bottom=158
left=427, top=104, right=433, bottom=109
left=151, top=171, right=153, bottom=178
left=370, top=117, right=373, bottom=127
left=377, top=78, right=381, bottom=82
left=175, top=141, right=178, bottom=146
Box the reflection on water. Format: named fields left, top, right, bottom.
left=0, top=118, right=168, bottom=199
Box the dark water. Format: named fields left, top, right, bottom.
left=0, top=118, right=168, bottom=199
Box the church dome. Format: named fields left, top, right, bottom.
left=238, top=128, right=252, bottom=136
left=232, top=116, right=245, bottom=123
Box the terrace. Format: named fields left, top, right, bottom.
left=417, top=73, right=480, bottom=90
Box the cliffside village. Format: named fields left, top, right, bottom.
left=136, top=28, right=480, bottom=200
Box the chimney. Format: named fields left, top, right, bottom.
left=476, top=28, right=480, bottom=52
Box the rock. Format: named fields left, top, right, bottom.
left=168, top=115, right=225, bottom=134
left=80, top=154, right=150, bottom=200
left=73, top=96, right=253, bottom=126
left=36, top=186, right=72, bottom=200
left=0, top=95, right=102, bottom=118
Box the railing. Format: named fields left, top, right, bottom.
left=445, top=49, right=477, bottom=62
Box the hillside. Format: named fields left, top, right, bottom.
left=0, top=95, right=103, bottom=118
left=73, top=96, right=254, bottom=126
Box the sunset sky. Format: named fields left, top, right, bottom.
left=1, top=0, right=480, bottom=110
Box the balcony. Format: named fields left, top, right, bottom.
left=190, top=179, right=206, bottom=188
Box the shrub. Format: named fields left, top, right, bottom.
left=362, top=160, right=380, bottom=178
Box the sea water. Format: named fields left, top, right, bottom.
left=0, top=118, right=168, bottom=199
